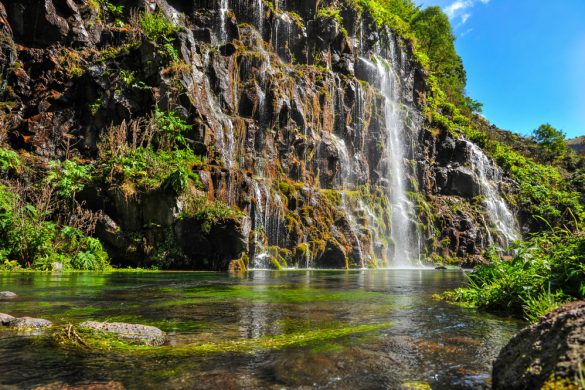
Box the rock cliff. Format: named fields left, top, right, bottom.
left=0, top=0, right=520, bottom=269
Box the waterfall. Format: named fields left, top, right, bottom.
left=218, top=0, right=229, bottom=42
left=465, top=140, right=520, bottom=247
left=256, top=0, right=264, bottom=35
left=373, top=56, right=420, bottom=267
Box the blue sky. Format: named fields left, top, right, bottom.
left=417, top=0, right=585, bottom=139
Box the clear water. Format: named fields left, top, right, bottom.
left=0, top=270, right=522, bottom=389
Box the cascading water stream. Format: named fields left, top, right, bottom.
left=373, top=57, right=420, bottom=267
left=218, top=0, right=229, bottom=42
left=256, top=0, right=264, bottom=35
left=465, top=140, right=521, bottom=247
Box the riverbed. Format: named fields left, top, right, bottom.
left=0, top=270, right=522, bottom=389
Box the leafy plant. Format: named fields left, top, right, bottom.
left=0, top=186, right=110, bottom=270
left=0, top=147, right=21, bottom=172
left=46, top=160, right=93, bottom=199
left=442, top=228, right=585, bottom=321
left=154, top=107, right=192, bottom=150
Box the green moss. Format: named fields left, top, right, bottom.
left=53, top=322, right=392, bottom=355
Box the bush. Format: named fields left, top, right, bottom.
left=46, top=160, right=93, bottom=199
left=182, top=196, right=242, bottom=234
left=0, top=147, right=21, bottom=173
left=443, top=229, right=585, bottom=321
left=102, top=147, right=203, bottom=192
left=0, top=186, right=110, bottom=271
left=139, top=11, right=179, bottom=42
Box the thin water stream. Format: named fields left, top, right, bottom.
left=0, top=271, right=522, bottom=389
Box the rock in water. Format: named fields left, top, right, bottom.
left=10, top=317, right=53, bottom=329
left=492, top=301, right=585, bottom=389
left=0, top=313, right=15, bottom=325
left=79, top=321, right=166, bottom=346
left=0, top=291, right=17, bottom=298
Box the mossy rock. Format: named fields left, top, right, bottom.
left=77, top=321, right=167, bottom=346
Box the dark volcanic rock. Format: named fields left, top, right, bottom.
left=493, top=301, right=585, bottom=390
left=79, top=321, right=166, bottom=346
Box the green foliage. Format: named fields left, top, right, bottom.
left=139, top=11, right=180, bottom=60
left=140, top=11, right=179, bottom=42
left=102, top=147, right=203, bottom=192
left=0, top=186, right=109, bottom=271
left=182, top=196, right=242, bottom=234
left=443, top=229, right=585, bottom=321
left=0, top=147, right=21, bottom=172
left=531, top=123, right=568, bottom=162
left=154, top=108, right=192, bottom=150
left=492, top=143, right=584, bottom=229
left=316, top=7, right=347, bottom=36
left=46, top=160, right=93, bottom=199
left=410, top=7, right=466, bottom=105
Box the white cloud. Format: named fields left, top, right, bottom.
left=444, top=1, right=473, bottom=19
left=443, top=0, right=490, bottom=33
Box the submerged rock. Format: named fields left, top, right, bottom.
left=492, top=301, right=585, bottom=389
left=79, top=321, right=166, bottom=346
left=0, top=291, right=17, bottom=299
left=10, top=317, right=53, bottom=329
left=0, top=312, right=15, bottom=325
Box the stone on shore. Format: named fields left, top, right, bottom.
left=492, top=300, right=585, bottom=389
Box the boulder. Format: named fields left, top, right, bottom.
left=446, top=166, right=481, bottom=198
left=0, top=291, right=17, bottom=298
left=0, top=312, right=15, bottom=325
left=79, top=321, right=166, bottom=346
left=10, top=317, right=52, bottom=328
left=492, top=301, right=585, bottom=390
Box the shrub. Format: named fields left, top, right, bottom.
left=182, top=196, right=242, bottom=234
left=0, top=186, right=110, bottom=271
left=46, top=160, right=93, bottom=199
left=443, top=229, right=585, bottom=321
left=0, top=147, right=21, bottom=173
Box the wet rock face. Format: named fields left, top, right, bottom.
left=0, top=0, right=512, bottom=269
left=79, top=321, right=167, bottom=346
left=492, top=301, right=585, bottom=390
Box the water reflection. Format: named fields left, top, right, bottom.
left=0, top=270, right=522, bottom=389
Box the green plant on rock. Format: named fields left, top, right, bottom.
left=0, top=147, right=21, bottom=173
left=46, top=160, right=93, bottom=199
left=182, top=195, right=242, bottom=235
left=154, top=107, right=192, bottom=150
left=139, top=11, right=181, bottom=60
left=102, top=147, right=203, bottom=192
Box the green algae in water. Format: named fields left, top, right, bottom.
left=53, top=322, right=392, bottom=356
left=154, top=285, right=393, bottom=307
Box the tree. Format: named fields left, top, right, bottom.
left=532, top=123, right=567, bottom=162
left=410, top=6, right=467, bottom=105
